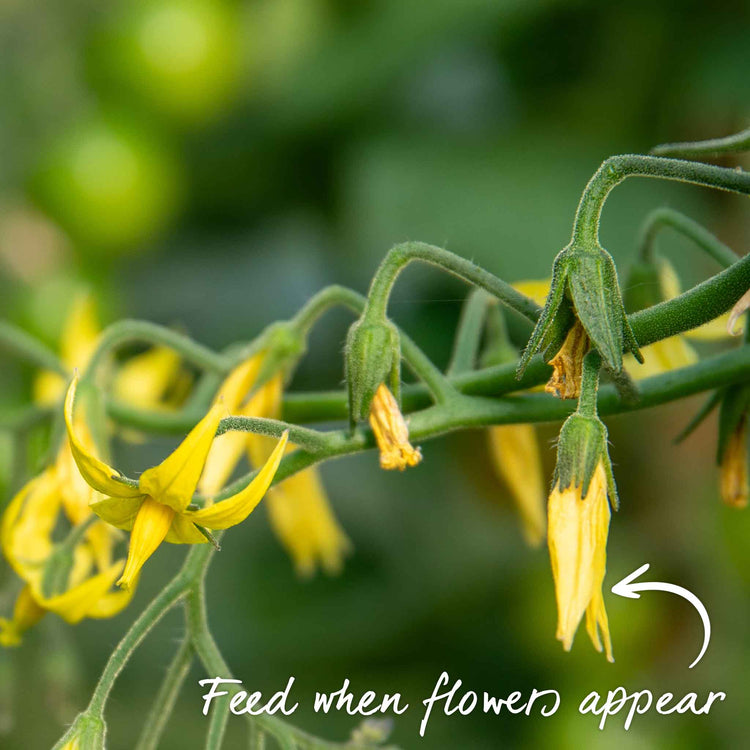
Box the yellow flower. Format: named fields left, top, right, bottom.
left=547, top=460, right=613, bottom=662
left=64, top=376, right=289, bottom=589
left=264, top=452, right=352, bottom=577
left=0, top=586, right=46, bottom=647
left=33, top=293, right=101, bottom=405
left=113, top=345, right=190, bottom=411
left=200, top=353, right=352, bottom=575
left=720, top=418, right=748, bottom=508
left=487, top=424, right=546, bottom=546
left=0, top=471, right=134, bottom=645
left=368, top=383, right=422, bottom=471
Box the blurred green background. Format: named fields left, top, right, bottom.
left=0, top=0, right=749, bottom=747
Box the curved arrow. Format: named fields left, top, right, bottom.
left=611, top=563, right=711, bottom=669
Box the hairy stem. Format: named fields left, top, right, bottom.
left=638, top=207, right=739, bottom=268
left=134, top=638, right=194, bottom=750
left=572, top=155, right=750, bottom=246
left=651, top=127, right=750, bottom=158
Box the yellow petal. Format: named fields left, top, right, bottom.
left=34, top=560, right=125, bottom=623
left=625, top=336, right=698, bottom=379
left=368, top=384, right=422, bottom=471
left=31, top=293, right=101, bottom=407
left=266, top=465, right=351, bottom=576
left=244, top=373, right=284, bottom=465
left=512, top=278, right=552, bottom=307
left=164, top=513, right=208, bottom=544
left=487, top=424, right=546, bottom=546
left=547, top=462, right=611, bottom=655
left=214, top=354, right=265, bottom=412
left=118, top=498, right=175, bottom=589
left=86, top=581, right=137, bottom=618
left=200, top=371, right=282, bottom=495
left=585, top=588, right=614, bottom=663
left=32, top=370, right=66, bottom=407
left=59, top=293, right=101, bottom=372
left=2, top=470, right=61, bottom=582
left=64, top=377, right=142, bottom=499
left=89, top=494, right=145, bottom=531
left=186, top=431, right=289, bottom=530
left=0, top=586, right=47, bottom=647
left=113, top=346, right=183, bottom=410
left=138, top=402, right=227, bottom=512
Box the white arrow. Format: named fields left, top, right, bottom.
left=611, top=563, right=711, bottom=669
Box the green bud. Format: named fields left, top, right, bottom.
left=53, top=712, right=105, bottom=750
left=518, top=243, right=642, bottom=377
left=553, top=412, right=618, bottom=509
left=345, top=318, right=400, bottom=423
left=717, top=384, right=750, bottom=463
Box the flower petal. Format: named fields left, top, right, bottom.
left=117, top=498, right=175, bottom=589
left=64, top=377, right=142, bottom=498
left=90, top=494, right=144, bottom=531
left=266, top=464, right=351, bottom=576
left=33, top=560, right=124, bottom=624
left=164, top=513, right=208, bottom=544
left=138, top=402, right=227, bottom=512
left=2, top=470, right=61, bottom=582
left=186, top=430, right=289, bottom=530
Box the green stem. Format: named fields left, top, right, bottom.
left=638, top=207, right=739, bottom=268
left=134, top=638, right=194, bottom=750
left=577, top=352, right=601, bottom=417
left=366, top=241, right=541, bottom=323
left=446, top=290, right=492, bottom=375
left=0, top=321, right=67, bottom=375
left=572, top=155, right=750, bottom=246
left=651, top=127, right=750, bottom=158
left=85, top=579, right=187, bottom=718
left=84, top=321, right=231, bottom=381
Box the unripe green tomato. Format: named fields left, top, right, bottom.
left=97, top=0, right=241, bottom=124
left=31, top=116, right=182, bottom=255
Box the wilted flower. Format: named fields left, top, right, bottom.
left=517, top=244, right=642, bottom=380
left=368, top=383, right=422, bottom=471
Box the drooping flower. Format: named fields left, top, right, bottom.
left=548, top=411, right=617, bottom=661
left=720, top=420, right=748, bottom=508
left=200, top=353, right=352, bottom=575
left=487, top=425, right=546, bottom=547
left=0, top=470, right=134, bottom=646
left=368, top=383, right=422, bottom=471
left=64, top=376, right=288, bottom=588
left=548, top=461, right=613, bottom=662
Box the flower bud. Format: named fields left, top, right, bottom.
left=553, top=412, right=617, bottom=508
left=345, top=318, right=400, bottom=423
left=717, top=384, right=750, bottom=508
left=56, top=713, right=105, bottom=750
left=518, top=243, right=642, bottom=378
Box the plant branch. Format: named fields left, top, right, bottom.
left=651, top=126, right=750, bottom=157
left=638, top=207, right=740, bottom=268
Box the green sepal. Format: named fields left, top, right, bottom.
left=255, top=321, right=307, bottom=388
left=717, top=384, right=750, bottom=463
left=674, top=389, right=723, bottom=445
left=553, top=412, right=618, bottom=509
left=53, top=713, right=105, bottom=750
left=345, top=318, right=400, bottom=423
left=516, top=248, right=570, bottom=377
left=567, top=246, right=642, bottom=372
